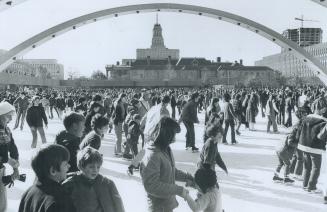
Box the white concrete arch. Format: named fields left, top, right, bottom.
left=1, top=3, right=327, bottom=84
left=311, top=0, right=327, bottom=8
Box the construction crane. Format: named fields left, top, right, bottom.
left=295, top=15, right=319, bottom=28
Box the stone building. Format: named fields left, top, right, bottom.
left=106, top=22, right=279, bottom=87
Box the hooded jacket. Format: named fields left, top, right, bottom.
left=297, top=114, right=327, bottom=155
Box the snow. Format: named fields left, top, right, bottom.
left=5, top=111, right=327, bottom=212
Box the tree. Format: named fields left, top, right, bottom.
left=91, top=70, right=107, bottom=80
left=67, top=69, right=80, bottom=80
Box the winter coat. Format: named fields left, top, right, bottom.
left=265, top=99, right=278, bottom=117
left=171, top=96, right=177, bottom=108
left=66, top=98, right=74, bottom=108
left=13, top=97, right=29, bottom=110
left=222, top=102, right=236, bottom=121
left=19, top=178, right=75, bottom=212
left=26, top=105, right=48, bottom=127
left=56, top=98, right=66, bottom=110
left=246, top=97, right=258, bottom=123
left=277, top=123, right=299, bottom=163
left=112, top=101, right=126, bottom=125
left=49, top=97, right=56, bottom=107
left=0, top=124, right=19, bottom=168
left=198, top=137, right=228, bottom=174
left=140, top=144, right=193, bottom=211
left=205, top=105, right=221, bottom=125
left=54, top=130, right=81, bottom=173
left=185, top=186, right=222, bottom=212
left=62, top=174, right=125, bottom=212
left=180, top=100, right=199, bottom=123
left=232, top=99, right=242, bottom=115
left=297, top=114, right=327, bottom=155
left=127, top=120, right=142, bottom=144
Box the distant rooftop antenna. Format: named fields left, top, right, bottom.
left=156, top=13, right=158, bottom=24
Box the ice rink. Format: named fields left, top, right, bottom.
left=5, top=111, right=327, bottom=212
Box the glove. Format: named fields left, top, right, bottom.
left=2, top=175, right=14, bottom=188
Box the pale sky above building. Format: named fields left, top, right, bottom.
left=0, top=0, right=326, bottom=77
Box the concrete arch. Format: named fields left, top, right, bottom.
left=311, top=0, right=327, bottom=8
left=1, top=3, right=327, bottom=84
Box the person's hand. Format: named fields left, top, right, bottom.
left=45, top=124, right=48, bottom=129
left=181, top=188, right=189, bottom=199
left=12, top=168, right=20, bottom=181
left=185, top=179, right=196, bottom=188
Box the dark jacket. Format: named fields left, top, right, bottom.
left=171, top=96, right=177, bottom=108
left=62, top=173, right=125, bottom=212
left=0, top=124, right=19, bottom=168
left=80, top=131, right=101, bottom=150
left=49, top=97, right=56, bottom=107
left=127, top=120, right=142, bottom=143
left=54, top=130, right=81, bottom=173
left=297, top=114, right=327, bottom=154
left=13, top=96, right=29, bottom=110
left=26, top=105, right=48, bottom=127
left=112, top=102, right=126, bottom=125
left=56, top=97, right=66, bottom=110
left=19, top=179, right=76, bottom=212
left=198, top=137, right=228, bottom=173
left=180, top=100, right=198, bottom=123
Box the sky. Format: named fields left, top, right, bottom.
left=0, top=0, right=326, bottom=78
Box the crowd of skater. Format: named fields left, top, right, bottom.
left=0, top=85, right=327, bottom=212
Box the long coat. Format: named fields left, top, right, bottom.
left=140, top=144, right=193, bottom=211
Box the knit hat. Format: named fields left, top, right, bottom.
left=0, top=101, right=16, bottom=116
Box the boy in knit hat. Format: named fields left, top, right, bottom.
left=0, top=101, right=20, bottom=212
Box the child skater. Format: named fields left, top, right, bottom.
left=63, top=147, right=125, bottom=212
left=198, top=124, right=228, bottom=174
left=185, top=167, right=223, bottom=212
left=273, top=109, right=304, bottom=183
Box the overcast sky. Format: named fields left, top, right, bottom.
left=0, top=0, right=326, bottom=77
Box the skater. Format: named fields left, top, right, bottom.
left=198, top=124, right=228, bottom=174
left=126, top=114, right=143, bottom=175
left=297, top=108, right=327, bottom=192
left=140, top=117, right=193, bottom=212
left=19, top=144, right=75, bottom=212
left=0, top=101, right=20, bottom=212
left=179, top=92, right=200, bottom=152
left=55, top=112, right=85, bottom=173
left=185, top=167, right=223, bottom=212
left=26, top=96, right=48, bottom=148
left=222, top=93, right=238, bottom=145
left=63, top=147, right=125, bottom=212
left=13, top=91, right=29, bottom=130
left=273, top=110, right=303, bottom=183
left=80, top=114, right=109, bottom=150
